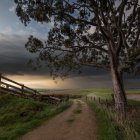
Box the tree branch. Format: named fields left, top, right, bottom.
left=74, top=45, right=108, bottom=53
left=126, top=0, right=139, bottom=39
left=44, top=46, right=74, bottom=53
left=118, top=0, right=128, bottom=27
left=132, top=30, right=140, bottom=48
left=80, top=62, right=110, bottom=70
left=44, top=44, right=108, bottom=54
left=63, top=13, right=98, bottom=26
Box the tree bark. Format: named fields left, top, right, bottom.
left=110, top=53, right=127, bottom=112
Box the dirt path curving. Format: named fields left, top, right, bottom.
left=127, top=94, right=140, bottom=101
left=19, top=100, right=98, bottom=140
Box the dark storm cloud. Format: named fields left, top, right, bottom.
left=0, top=33, right=36, bottom=75
left=0, top=33, right=108, bottom=77
left=79, top=66, right=108, bottom=76
left=0, top=33, right=140, bottom=88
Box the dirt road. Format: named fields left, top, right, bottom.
left=19, top=100, right=98, bottom=140
left=127, top=94, right=140, bottom=101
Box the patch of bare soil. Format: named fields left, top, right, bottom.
left=127, top=94, right=140, bottom=101
left=19, top=100, right=98, bottom=140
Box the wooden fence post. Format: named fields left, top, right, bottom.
left=0, top=73, right=1, bottom=85
left=6, top=85, right=9, bottom=89
left=22, top=85, right=24, bottom=94
left=0, top=74, right=1, bottom=92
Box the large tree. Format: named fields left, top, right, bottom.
left=14, top=0, right=140, bottom=111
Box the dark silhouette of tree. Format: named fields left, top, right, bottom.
left=14, top=0, right=140, bottom=112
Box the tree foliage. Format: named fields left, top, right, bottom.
left=14, top=0, right=140, bottom=78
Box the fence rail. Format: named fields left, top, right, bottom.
left=0, top=74, right=69, bottom=104
left=0, top=74, right=40, bottom=96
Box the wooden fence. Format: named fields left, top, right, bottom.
left=0, top=74, right=69, bottom=104
left=0, top=74, right=40, bottom=97
left=86, top=96, right=114, bottom=107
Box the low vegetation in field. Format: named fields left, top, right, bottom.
left=86, top=88, right=140, bottom=99
left=88, top=101, right=118, bottom=140
left=47, top=89, right=92, bottom=96
left=46, top=88, right=112, bottom=99
left=87, top=88, right=112, bottom=99
left=46, top=88, right=140, bottom=100
left=126, top=89, right=140, bottom=95
left=84, top=88, right=140, bottom=140
left=88, top=102, right=140, bottom=140
left=128, top=100, right=140, bottom=135
left=88, top=100, right=140, bottom=140
left=0, top=94, right=72, bottom=140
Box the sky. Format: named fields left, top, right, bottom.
left=0, top=0, right=140, bottom=89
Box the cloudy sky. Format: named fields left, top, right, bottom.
left=0, top=0, right=139, bottom=89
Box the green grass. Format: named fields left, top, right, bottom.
left=88, top=101, right=140, bottom=140
left=88, top=101, right=119, bottom=140
left=128, top=100, right=140, bottom=106
left=47, top=89, right=92, bottom=96
left=86, top=88, right=140, bottom=140
left=87, top=88, right=140, bottom=99
left=87, top=88, right=112, bottom=99
left=88, top=97, right=140, bottom=140
left=86, top=88, right=140, bottom=99
left=44, top=88, right=140, bottom=100
left=46, top=88, right=112, bottom=99
left=0, top=94, right=72, bottom=140
left=127, top=100, right=140, bottom=136
left=126, top=89, right=140, bottom=95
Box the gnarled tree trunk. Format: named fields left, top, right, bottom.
left=110, top=52, right=127, bottom=112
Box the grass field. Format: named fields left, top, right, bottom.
left=46, top=88, right=140, bottom=139
left=128, top=100, right=140, bottom=136
left=46, top=88, right=140, bottom=99
left=88, top=101, right=119, bottom=140
left=86, top=89, right=140, bottom=140
left=126, top=89, right=140, bottom=94
left=0, top=88, right=139, bottom=140
left=0, top=94, right=72, bottom=140
left=88, top=101, right=140, bottom=140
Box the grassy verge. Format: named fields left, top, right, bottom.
left=128, top=100, right=140, bottom=106
left=88, top=100, right=140, bottom=140
left=0, top=94, right=72, bottom=140
left=44, top=88, right=140, bottom=100
left=88, top=101, right=118, bottom=140
left=86, top=88, right=140, bottom=99
left=128, top=100, right=140, bottom=135
left=86, top=88, right=140, bottom=140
